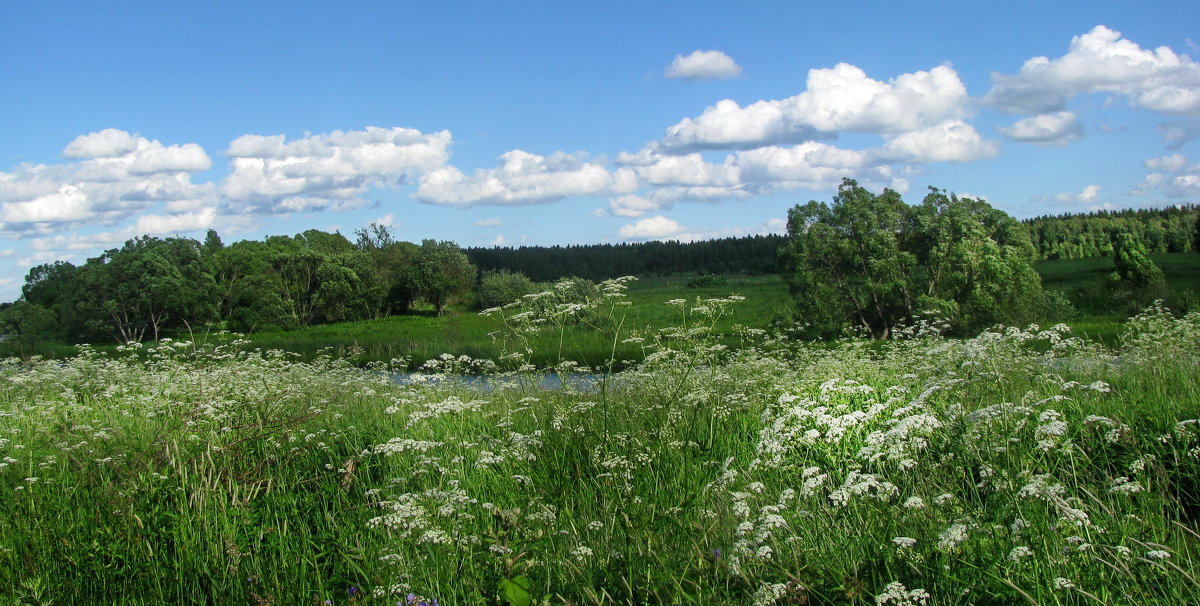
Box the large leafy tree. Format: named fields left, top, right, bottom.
left=354, top=223, right=422, bottom=316
left=782, top=179, right=1046, bottom=337
left=914, top=188, right=1043, bottom=332
left=75, top=237, right=217, bottom=342
left=21, top=261, right=84, bottom=335
left=261, top=232, right=379, bottom=328
left=781, top=179, right=916, bottom=338
left=1111, top=232, right=1165, bottom=290
left=414, top=240, right=477, bottom=315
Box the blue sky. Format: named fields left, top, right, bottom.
left=2, top=1, right=1199, bottom=301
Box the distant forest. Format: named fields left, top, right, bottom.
left=465, top=235, right=788, bottom=281
left=463, top=205, right=1200, bottom=282
left=1023, top=204, right=1198, bottom=259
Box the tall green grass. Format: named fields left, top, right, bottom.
left=3, top=283, right=1200, bottom=604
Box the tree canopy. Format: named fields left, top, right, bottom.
left=781, top=179, right=1046, bottom=337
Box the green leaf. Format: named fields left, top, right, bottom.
left=498, top=575, right=533, bottom=606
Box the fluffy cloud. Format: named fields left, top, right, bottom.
left=61, top=128, right=142, bottom=159
left=1034, top=184, right=1102, bottom=205
left=600, top=184, right=749, bottom=218
left=0, top=129, right=216, bottom=236
left=998, top=111, right=1084, bottom=145
left=601, top=138, right=938, bottom=217
left=222, top=126, right=451, bottom=213
left=615, top=149, right=741, bottom=186
left=874, top=120, right=999, bottom=164
left=735, top=142, right=874, bottom=189
left=661, top=62, right=968, bottom=150
left=618, top=215, right=685, bottom=239
left=415, top=150, right=635, bottom=206
left=665, top=50, right=743, bottom=81
left=985, top=25, right=1200, bottom=116
left=1134, top=153, right=1200, bottom=197
left=667, top=217, right=789, bottom=243
left=1146, top=153, right=1189, bottom=172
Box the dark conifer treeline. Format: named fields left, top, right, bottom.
left=1023, top=204, right=1198, bottom=260
left=465, top=235, right=788, bottom=282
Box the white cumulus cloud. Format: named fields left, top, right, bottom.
left=1034, top=184, right=1103, bottom=206
left=985, top=25, right=1200, bottom=116
left=222, top=126, right=451, bottom=213
left=661, top=62, right=968, bottom=151
left=415, top=150, right=635, bottom=206
left=874, top=120, right=1000, bottom=164
left=665, top=50, right=743, bottom=81
left=0, top=129, right=216, bottom=236
left=1134, top=153, right=1200, bottom=197
left=615, top=149, right=742, bottom=187
left=1145, top=153, right=1189, bottom=172
left=998, top=111, right=1084, bottom=145
left=618, top=215, right=685, bottom=239
left=734, top=142, right=876, bottom=190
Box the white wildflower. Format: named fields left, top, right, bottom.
left=937, top=523, right=969, bottom=551
left=874, top=581, right=930, bottom=605
left=1008, top=546, right=1032, bottom=561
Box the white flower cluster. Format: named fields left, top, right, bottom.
left=874, top=581, right=930, bottom=605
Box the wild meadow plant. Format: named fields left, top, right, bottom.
left=0, top=288, right=1198, bottom=604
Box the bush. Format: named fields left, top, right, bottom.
left=476, top=269, right=539, bottom=309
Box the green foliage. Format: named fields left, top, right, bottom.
left=477, top=269, right=539, bottom=309
left=782, top=179, right=1046, bottom=338
left=781, top=180, right=916, bottom=338
left=1112, top=232, right=1166, bottom=290
left=1192, top=211, right=1200, bottom=255
left=467, top=234, right=786, bottom=281
left=0, top=301, right=57, bottom=358
left=915, top=187, right=1044, bottom=332
left=72, top=237, right=217, bottom=342
left=1025, top=204, right=1198, bottom=259
left=414, top=239, right=477, bottom=315
left=1110, top=232, right=1168, bottom=311
left=498, top=575, right=534, bottom=606
left=686, top=274, right=727, bottom=288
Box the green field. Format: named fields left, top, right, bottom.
left=243, top=274, right=792, bottom=369
left=1035, top=252, right=1200, bottom=344
left=2, top=289, right=1198, bottom=604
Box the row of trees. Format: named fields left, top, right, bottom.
left=1024, top=205, right=1198, bottom=260
left=4, top=228, right=477, bottom=348
left=466, top=235, right=786, bottom=281
left=4, top=190, right=1196, bottom=351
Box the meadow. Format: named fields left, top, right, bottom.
left=1033, top=252, right=1200, bottom=345
left=242, top=274, right=792, bottom=369
left=2, top=278, right=1199, bottom=604
left=183, top=253, right=1200, bottom=365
